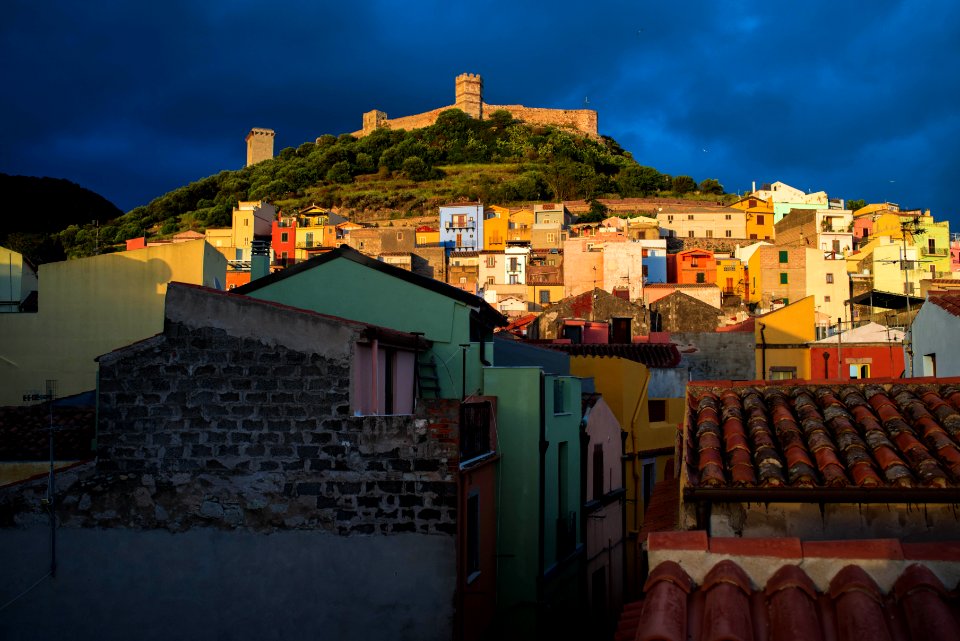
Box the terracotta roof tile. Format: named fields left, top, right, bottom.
left=638, top=477, right=680, bottom=543
left=0, top=404, right=95, bottom=461
left=619, top=559, right=960, bottom=641
left=683, top=378, right=960, bottom=494
left=929, top=293, right=960, bottom=318
left=544, top=342, right=682, bottom=368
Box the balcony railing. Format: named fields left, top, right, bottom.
left=920, top=247, right=949, bottom=257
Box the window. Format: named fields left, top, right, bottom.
left=466, top=493, right=480, bottom=578
left=486, top=256, right=496, bottom=267
left=244, top=219, right=249, bottom=227
left=280, top=232, right=289, bottom=243
left=396, top=232, right=403, bottom=240
left=824, top=296, right=831, bottom=302
left=642, top=459, right=656, bottom=508
left=642, top=265, right=649, bottom=278
left=547, top=233, right=557, bottom=243
left=667, top=215, right=674, bottom=222
left=826, top=273, right=834, bottom=284
left=924, top=353, right=938, bottom=377
left=486, top=276, right=495, bottom=285
left=929, top=238, right=937, bottom=253
left=832, top=240, right=841, bottom=253
left=757, top=215, right=765, bottom=225
left=539, top=290, right=550, bottom=304
left=696, top=272, right=706, bottom=283
left=780, top=272, right=788, bottom=284
left=460, top=402, right=492, bottom=461
left=849, top=364, right=870, bottom=379
left=688, top=231, right=695, bottom=238
left=725, top=214, right=732, bottom=220
left=649, top=399, right=667, bottom=422
left=725, top=230, right=732, bottom=237
left=779, top=250, right=788, bottom=263
left=352, top=345, right=415, bottom=415
left=459, top=277, right=467, bottom=284
left=509, top=274, right=519, bottom=285
left=705, top=230, right=713, bottom=238
left=593, top=444, right=604, bottom=501
left=509, top=257, right=518, bottom=271
left=687, top=214, right=694, bottom=220
left=691, top=257, right=700, bottom=267
left=750, top=234, right=758, bottom=240
left=769, top=367, right=797, bottom=380
left=305, top=232, right=314, bottom=248
left=553, top=378, right=566, bottom=413
left=749, top=200, right=757, bottom=207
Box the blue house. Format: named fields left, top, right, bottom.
left=439, top=202, right=484, bottom=253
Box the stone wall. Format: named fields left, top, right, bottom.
left=649, top=292, right=723, bottom=333
left=82, top=319, right=459, bottom=535
left=671, top=237, right=755, bottom=255
left=486, top=103, right=598, bottom=137
left=670, top=331, right=756, bottom=381
left=352, top=75, right=598, bottom=138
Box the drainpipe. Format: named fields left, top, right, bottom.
left=822, top=352, right=830, bottom=380
left=836, top=318, right=843, bottom=380
left=759, top=323, right=767, bottom=379
left=371, top=339, right=379, bottom=413
left=536, top=371, right=547, bottom=611
left=459, top=344, right=470, bottom=401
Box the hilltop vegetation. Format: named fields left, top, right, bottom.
left=0, top=174, right=123, bottom=264
left=21, top=109, right=730, bottom=262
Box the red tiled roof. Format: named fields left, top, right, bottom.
left=683, top=378, right=960, bottom=493
left=929, top=293, right=960, bottom=318
left=638, top=477, right=679, bottom=543
left=645, top=283, right=720, bottom=289
left=0, top=404, right=95, bottom=461
left=717, top=317, right=755, bottom=332
left=618, top=558, right=960, bottom=641
left=544, top=342, right=681, bottom=368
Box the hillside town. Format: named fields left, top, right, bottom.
left=4, top=179, right=960, bottom=639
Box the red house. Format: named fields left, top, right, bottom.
left=808, top=321, right=906, bottom=380
left=271, top=216, right=297, bottom=268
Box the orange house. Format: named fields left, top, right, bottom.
left=666, top=248, right=716, bottom=284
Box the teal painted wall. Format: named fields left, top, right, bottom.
left=483, top=368, right=583, bottom=625
left=244, top=258, right=488, bottom=398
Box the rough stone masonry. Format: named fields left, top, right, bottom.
left=1, top=284, right=460, bottom=537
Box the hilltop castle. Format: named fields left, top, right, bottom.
left=350, top=74, right=599, bottom=138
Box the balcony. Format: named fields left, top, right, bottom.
left=920, top=247, right=949, bottom=257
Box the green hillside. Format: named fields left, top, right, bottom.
left=26, top=109, right=730, bottom=261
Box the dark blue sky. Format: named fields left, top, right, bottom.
left=2, top=1, right=958, bottom=230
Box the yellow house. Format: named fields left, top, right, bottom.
left=715, top=256, right=747, bottom=298
left=415, top=227, right=440, bottom=246
left=507, top=208, right=534, bottom=243
left=755, top=296, right=816, bottom=380
left=204, top=227, right=235, bottom=261
left=526, top=283, right=564, bottom=308
left=0, top=239, right=226, bottom=405
left=569, top=353, right=684, bottom=595
left=484, top=206, right=510, bottom=250
left=730, top=195, right=775, bottom=241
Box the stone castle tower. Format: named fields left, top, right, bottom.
left=245, top=128, right=275, bottom=167
left=454, top=73, right=483, bottom=120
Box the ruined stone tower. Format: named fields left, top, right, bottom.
left=454, top=73, right=483, bottom=120
left=245, top=128, right=275, bottom=167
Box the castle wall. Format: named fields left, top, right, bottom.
left=351, top=75, right=598, bottom=138
left=486, top=104, right=598, bottom=137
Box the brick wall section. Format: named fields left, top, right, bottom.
left=59, top=321, right=461, bottom=535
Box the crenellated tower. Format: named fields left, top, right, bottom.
left=454, top=73, right=483, bottom=120
left=245, top=128, right=275, bottom=167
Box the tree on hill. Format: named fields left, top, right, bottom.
left=671, top=175, right=696, bottom=194
left=698, top=178, right=724, bottom=195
